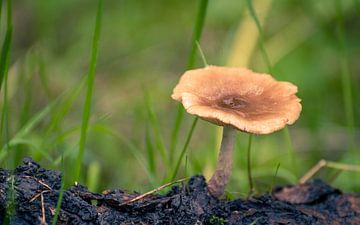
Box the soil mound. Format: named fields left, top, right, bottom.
left=0, top=158, right=359, bottom=224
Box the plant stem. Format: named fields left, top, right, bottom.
left=335, top=0, right=355, bottom=152
left=75, top=0, right=103, bottom=180
left=169, top=0, right=208, bottom=164
left=246, top=0, right=272, bottom=74
left=169, top=117, right=198, bottom=181
left=208, top=126, right=236, bottom=197
left=246, top=134, right=254, bottom=194
left=0, top=0, right=12, bottom=152
left=186, top=0, right=209, bottom=69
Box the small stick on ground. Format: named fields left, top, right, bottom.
left=23, top=176, right=52, bottom=191
left=299, top=159, right=360, bottom=184
left=30, top=193, right=42, bottom=203
left=38, top=180, right=52, bottom=191
left=28, top=190, right=50, bottom=224
left=119, top=178, right=189, bottom=206
left=41, top=192, right=46, bottom=225
left=29, top=190, right=50, bottom=203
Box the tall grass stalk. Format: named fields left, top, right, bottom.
left=91, top=123, right=157, bottom=186
left=143, top=89, right=168, bottom=168
left=169, top=42, right=209, bottom=181
left=0, top=0, right=12, bottom=153
left=269, top=163, right=280, bottom=193
left=335, top=0, right=355, bottom=152
left=3, top=175, right=15, bottom=224
left=14, top=55, right=37, bottom=166
left=246, top=0, right=298, bottom=177
left=0, top=0, right=12, bottom=91
left=37, top=51, right=52, bottom=99
left=245, top=0, right=272, bottom=74
left=0, top=95, right=63, bottom=162
left=170, top=117, right=198, bottom=181
left=246, top=134, right=254, bottom=193
left=145, top=125, right=156, bottom=175
left=75, top=0, right=103, bottom=180
left=169, top=0, right=208, bottom=164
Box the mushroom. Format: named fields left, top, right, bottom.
left=171, top=65, right=302, bottom=197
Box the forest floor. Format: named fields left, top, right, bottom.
left=0, top=158, right=359, bottom=225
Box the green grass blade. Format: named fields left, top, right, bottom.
left=0, top=0, right=12, bottom=91
left=3, top=175, right=15, bottom=224
left=87, top=160, right=101, bottom=192
left=0, top=138, right=52, bottom=162
left=169, top=108, right=184, bottom=164
left=0, top=95, right=62, bottom=163
left=5, top=97, right=61, bottom=144
left=0, top=83, right=77, bottom=164
left=49, top=127, right=81, bottom=157
left=169, top=0, right=209, bottom=163
left=283, top=127, right=298, bottom=176
left=169, top=117, right=198, bottom=182
left=37, top=51, right=52, bottom=99
left=145, top=124, right=156, bottom=175
left=0, top=70, right=9, bottom=151
left=0, top=0, right=13, bottom=152
left=246, top=0, right=272, bottom=74
left=52, top=155, right=65, bottom=225
left=18, top=61, right=34, bottom=128
left=246, top=134, right=254, bottom=192
left=335, top=0, right=355, bottom=151
left=90, top=123, right=157, bottom=186
left=143, top=88, right=168, bottom=167
left=14, top=55, right=37, bottom=166
left=75, top=0, right=103, bottom=180
left=186, top=0, right=209, bottom=69
left=195, top=41, right=208, bottom=67
left=44, top=76, right=86, bottom=138
left=269, top=163, right=280, bottom=193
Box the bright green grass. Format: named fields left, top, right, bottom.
left=170, top=0, right=209, bottom=168
left=76, top=0, right=103, bottom=180
left=0, top=0, right=12, bottom=160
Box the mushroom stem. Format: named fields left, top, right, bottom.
left=207, top=126, right=236, bottom=197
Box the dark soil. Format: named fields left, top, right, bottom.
left=0, top=158, right=359, bottom=225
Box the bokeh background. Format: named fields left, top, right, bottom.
left=1, top=0, right=359, bottom=195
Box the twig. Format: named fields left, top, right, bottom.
left=23, top=176, right=52, bottom=190
left=299, top=159, right=360, bottom=184
left=29, top=190, right=50, bottom=203
left=30, top=193, right=42, bottom=203
left=38, top=180, right=52, bottom=191
left=41, top=192, right=46, bottom=225
left=119, top=178, right=189, bottom=206
left=246, top=134, right=254, bottom=198
left=299, top=159, right=327, bottom=184
left=29, top=190, right=49, bottom=225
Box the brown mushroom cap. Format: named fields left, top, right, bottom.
left=172, top=66, right=302, bottom=134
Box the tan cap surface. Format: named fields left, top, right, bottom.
left=172, top=66, right=302, bottom=134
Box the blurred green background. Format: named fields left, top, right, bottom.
left=0, top=0, right=359, bottom=195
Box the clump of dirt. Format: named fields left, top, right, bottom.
left=0, top=158, right=359, bottom=224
